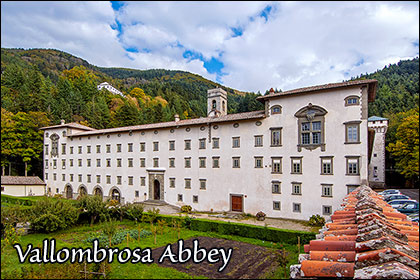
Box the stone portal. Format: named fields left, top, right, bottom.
left=147, top=169, right=165, bottom=201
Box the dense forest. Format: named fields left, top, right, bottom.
left=1, top=48, right=418, bottom=186
left=351, top=59, right=419, bottom=187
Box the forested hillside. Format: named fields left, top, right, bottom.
left=0, top=48, right=263, bottom=176
left=352, top=58, right=419, bottom=187
left=1, top=48, right=418, bottom=186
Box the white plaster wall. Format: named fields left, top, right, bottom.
left=368, top=121, right=388, bottom=185
left=2, top=185, right=45, bottom=196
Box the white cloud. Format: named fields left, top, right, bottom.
left=1, top=1, right=418, bottom=93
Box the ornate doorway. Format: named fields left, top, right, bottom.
left=147, top=169, right=165, bottom=201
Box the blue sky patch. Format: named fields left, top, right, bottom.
left=183, top=49, right=226, bottom=82
left=259, top=5, right=272, bottom=21
left=111, top=1, right=124, bottom=11
left=125, top=47, right=139, bottom=53
left=231, top=26, right=243, bottom=37
left=355, top=57, right=365, bottom=67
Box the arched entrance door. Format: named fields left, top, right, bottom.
left=111, top=189, right=121, bottom=203
left=154, top=180, right=160, bottom=200
left=79, top=186, right=87, bottom=197
left=94, top=187, right=103, bottom=198
left=65, top=185, right=73, bottom=199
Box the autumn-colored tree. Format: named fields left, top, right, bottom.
left=0, top=109, right=50, bottom=176
left=387, top=108, right=419, bottom=187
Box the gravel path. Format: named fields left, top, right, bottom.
left=185, top=213, right=314, bottom=232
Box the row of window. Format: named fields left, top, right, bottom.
left=44, top=172, right=333, bottom=198
left=45, top=132, right=283, bottom=156
left=46, top=122, right=361, bottom=157
left=45, top=156, right=360, bottom=175
left=298, top=121, right=360, bottom=146
left=272, top=201, right=332, bottom=215
left=272, top=181, right=333, bottom=197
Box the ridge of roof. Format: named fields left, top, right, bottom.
left=40, top=122, right=96, bottom=131
left=258, top=79, right=378, bottom=101
left=368, top=116, right=389, bottom=121
left=70, top=110, right=266, bottom=137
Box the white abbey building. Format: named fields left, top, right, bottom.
left=97, top=82, right=124, bottom=96
left=42, top=79, right=380, bottom=220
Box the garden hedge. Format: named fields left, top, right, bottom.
left=142, top=213, right=316, bottom=245
left=1, top=194, right=33, bottom=206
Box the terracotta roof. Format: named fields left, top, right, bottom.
left=69, top=110, right=266, bottom=137
left=1, top=176, right=46, bottom=185
left=40, top=122, right=95, bottom=131
left=258, top=79, right=378, bottom=102
left=290, top=185, right=419, bottom=279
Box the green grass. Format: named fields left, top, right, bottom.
left=1, top=220, right=302, bottom=279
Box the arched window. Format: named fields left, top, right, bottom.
left=50, top=133, right=60, bottom=157
left=295, top=104, right=328, bottom=152
left=222, top=101, right=226, bottom=112
left=212, top=100, right=217, bottom=109
left=344, top=96, right=360, bottom=106
left=271, top=105, right=282, bottom=115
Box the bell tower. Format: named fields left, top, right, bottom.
left=207, top=87, right=227, bottom=117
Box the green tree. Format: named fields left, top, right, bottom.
left=1, top=109, right=50, bottom=176
left=387, top=108, right=419, bottom=187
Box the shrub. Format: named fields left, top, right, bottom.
left=32, top=213, right=64, bottom=233
left=256, top=211, right=266, bottom=220
left=181, top=205, right=192, bottom=213
left=142, top=208, right=160, bottom=224
left=308, top=214, right=325, bottom=227
left=142, top=214, right=316, bottom=245
left=29, top=197, right=79, bottom=233
left=1, top=205, right=31, bottom=225
left=76, top=195, right=107, bottom=225
left=124, top=203, right=144, bottom=222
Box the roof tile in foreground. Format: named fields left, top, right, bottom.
left=290, top=185, right=419, bottom=279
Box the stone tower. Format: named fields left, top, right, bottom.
left=368, top=116, right=388, bottom=187
left=207, top=87, right=227, bottom=117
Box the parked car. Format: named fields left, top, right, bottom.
left=378, top=189, right=401, bottom=196
left=388, top=199, right=415, bottom=209
left=408, top=213, right=419, bottom=223
left=395, top=201, right=419, bottom=214
left=383, top=194, right=412, bottom=202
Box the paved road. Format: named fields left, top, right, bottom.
left=399, top=189, right=419, bottom=202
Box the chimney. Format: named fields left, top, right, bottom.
left=174, top=114, right=180, bottom=122
left=60, top=119, right=65, bottom=125
left=269, top=88, right=275, bottom=94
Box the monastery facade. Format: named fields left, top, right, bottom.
left=41, top=79, right=379, bottom=220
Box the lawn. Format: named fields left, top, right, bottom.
left=1, top=219, right=302, bottom=279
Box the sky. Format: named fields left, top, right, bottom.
left=1, top=1, right=419, bottom=93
